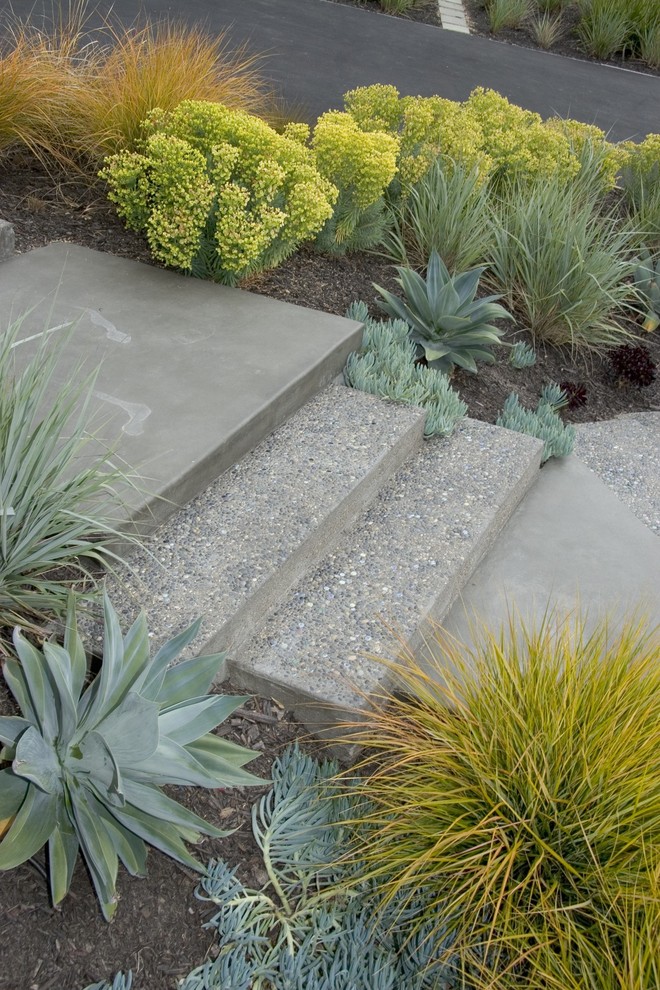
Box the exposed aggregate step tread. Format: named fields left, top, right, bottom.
left=93, top=384, right=426, bottom=655
left=226, top=419, right=543, bottom=729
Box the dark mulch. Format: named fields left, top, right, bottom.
left=0, top=150, right=659, bottom=989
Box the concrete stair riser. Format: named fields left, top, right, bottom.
left=91, top=385, right=427, bottom=660
left=226, top=421, right=543, bottom=734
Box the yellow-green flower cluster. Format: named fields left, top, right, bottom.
left=620, top=133, right=660, bottom=180
left=312, top=111, right=398, bottom=209
left=462, top=88, right=580, bottom=183
left=103, top=100, right=336, bottom=281
left=343, top=85, right=489, bottom=188
left=399, top=95, right=489, bottom=184
left=341, top=85, right=637, bottom=191
left=282, top=122, right=311, bottom=146
left=100, top=134, right=215, bottom=270
left=343, top=84, right=403, bottom=133
left=544, top=118, right=624, bottom=192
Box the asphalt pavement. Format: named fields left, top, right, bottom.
left=2, top=0, right=658, bottom=141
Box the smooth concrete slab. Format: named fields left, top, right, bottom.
left=440, top=456, right=660, bottom=658
left=1, top=244, right=362, bottom=529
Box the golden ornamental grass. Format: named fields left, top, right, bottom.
left=0, top=32, right=67, bottom=160
left=59, top=20, right=272, bottom=163
left=0, top=10, right=271, bottom=168
left=339, top=612, right=660, bottom=988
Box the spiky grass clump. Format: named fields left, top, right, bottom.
left=0, top=29, right=69, bottom=160
left=529, top=11, right=564, bottom=49
left=341, top=613, right=660, bottom=989
left=382, top=159, right=494, bottom=274
left=56, top=20, right=271, bottom=163
left=0, top=315, right=133, bottom=637
left=488, top=176, right=636, bottom=350
left=486, top=0, right=531, bottom=32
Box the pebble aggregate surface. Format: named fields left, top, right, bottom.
left=88, top=396, right=657, bottom=730
left=574, top=412, right=660, bottom=536
left=97, top=385, right=425, bottom=654
left=232, top=418, right=541, bottom=719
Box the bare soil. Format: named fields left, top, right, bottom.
left=0, top=151, right=658, bottom=990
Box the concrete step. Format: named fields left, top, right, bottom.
left=2, top=244, right=362, bottom=532
left=441, top=455, right=660, bottom=654
left=226, top=419, right=543, bottom=732
left=90, top=384, right=426, bottom=656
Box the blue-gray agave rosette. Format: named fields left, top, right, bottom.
left=0, top=594, right=261, bottom=920
left=374, top=250, right=512, bottom=373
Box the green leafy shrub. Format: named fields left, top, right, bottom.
left=341, top=612, right=660, bottom=988
left=382, top=158, right=494, bottom=274
left=343, top=302, right=467, bottom=436
left=488, top=176, right=636, bottom=349
left=497, top=384, right=576, bottom=461
left=373, top=251, right=512, bottom=374
left=311, top=110, right=399, bottom=253
left=101, top=100, right=337, bottom=284
left=0, top=315, right=133, bottom=636
left=0, top=594, right=261, bottom=920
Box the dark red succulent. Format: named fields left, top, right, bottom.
left=558, top=381, right=588, bottom=410
left=609, top=344, right=657, bottom=388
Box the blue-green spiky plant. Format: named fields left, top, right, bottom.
left=0, top=593, right=262, bottom=920
left=373, top=250, right=512, bottom=374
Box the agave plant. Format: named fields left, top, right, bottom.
left=633, top=247, right=660, bottom=332
left=0, top=594, right=261, bottom=920
left=373, top=251, right=512, bottom=374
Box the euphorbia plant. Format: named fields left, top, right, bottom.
left=0, top=594, right=261, bottom=920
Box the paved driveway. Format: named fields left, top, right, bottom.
left=3, top=0, right=658, bottom=139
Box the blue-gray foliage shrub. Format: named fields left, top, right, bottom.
left=343, top=301, right=467, bottom=437
left=497, top=384, right=576, bottom=462
left=178, top=744, right=463, bottom=990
